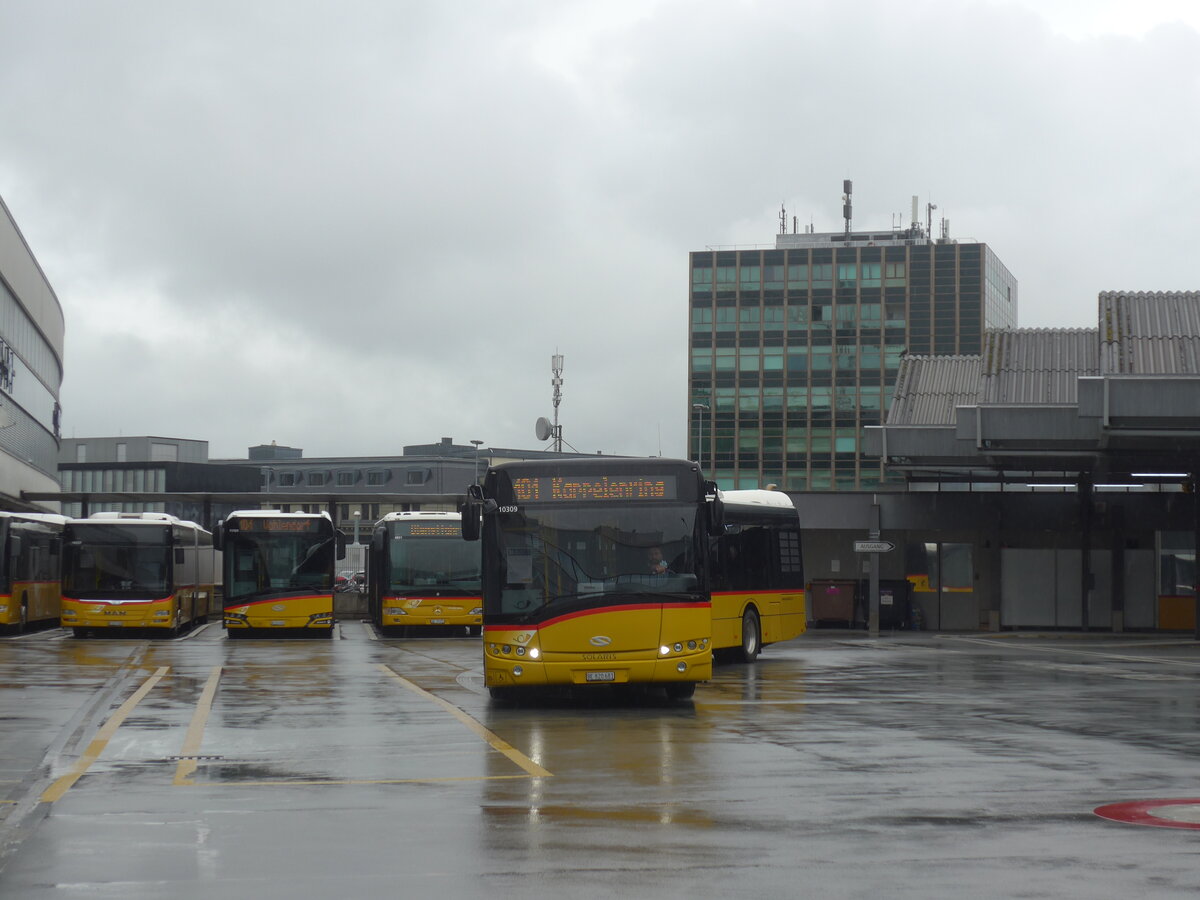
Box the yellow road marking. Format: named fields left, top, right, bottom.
left=41, top=666, right=170, bottom=803
left=173, top=666, right=222, bottom=785
left=224, top=775, right=539, bottom=786
left=378, top=664, right=552, bottom=778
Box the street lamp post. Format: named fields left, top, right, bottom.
left=352, top=509, right=361, bottom=546
left=691, top=403, right=710, bottom=472
left=470, top=439, right=483, bottom=483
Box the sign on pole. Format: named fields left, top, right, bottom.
left=854, top=540, right=895, bottom=554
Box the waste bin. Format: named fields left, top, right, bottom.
left=809, top=580, right=859, bottom=628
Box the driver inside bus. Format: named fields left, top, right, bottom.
left=646, top=546, right=672, bottom=576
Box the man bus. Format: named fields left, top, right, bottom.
left=61, top=512, right=217, bottom=637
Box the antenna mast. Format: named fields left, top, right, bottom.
left=842, top=179, right=853, bottom=237
left=551, top=353, right=564, bottom=452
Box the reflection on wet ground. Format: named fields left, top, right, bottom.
left=2, top=628, right=1200, bottom=896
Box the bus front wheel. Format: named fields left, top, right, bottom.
left=738, top=609, right=761, bottom=663
left=664, top=682, right=696, bottom=700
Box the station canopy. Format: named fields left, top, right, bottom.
left=863, top=291, right=1200, bottom=486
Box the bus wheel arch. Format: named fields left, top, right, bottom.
left=738, top=606, right=761, bottom=663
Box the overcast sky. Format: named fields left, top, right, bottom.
left=1, top=0, right=1197, bottom=461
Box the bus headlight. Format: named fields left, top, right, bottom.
left=528, top=647, right=540, bottom=659
left=660, top=645, right=670, bottom=656
left=516, top=646, right=525, bottom=656
left=470, top=607, right=482, bottom=616
left=676, top=662, right=688, bottom=673
left=384, top=608, right=406, bottom=616
left=512, top=665, right=523, bottom=677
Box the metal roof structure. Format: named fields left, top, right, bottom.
left=866, top=292, right=1200, bottom=483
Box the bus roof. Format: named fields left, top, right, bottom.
left=377, top=510, right=460, bottom=523
left=226, top=509, right=333, bottom=522
left=720, top=489, right=795, bottom=510
left=71, top=511, right=208, bottom=532
left=488, top=457, right=699, bottom=476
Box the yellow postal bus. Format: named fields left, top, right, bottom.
left=367, top=510, right=482, bottom=635
left=709, top=489, right=806, bottom=662
left=462, top=457, right=720, bottom=701
left=61, top=512, right=217, bottom=637
left=0, top=511, right=66, bottom=632
left=216, top=510, right=344, bottom=637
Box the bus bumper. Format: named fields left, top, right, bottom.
left=484, top=648, right=712, bottom=689
left=61, top=599, right=176, bottom=629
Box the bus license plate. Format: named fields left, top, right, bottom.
left=585, top=671, right=616, bottom=682
left=271, top=620, right=286, bottom=626
left=430, top=618, right=445, bottom=624
left=107, top=622, right=123, bottom=627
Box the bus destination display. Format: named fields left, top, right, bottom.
left=400, top=523, right=460, bottom=538
left=234, top=518, right=322, bottom=533
left=511, top=475, right=678, bottom=503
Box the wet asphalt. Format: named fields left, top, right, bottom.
left=1, top=622, right=1199, bottom=898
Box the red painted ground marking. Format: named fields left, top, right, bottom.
left=1094, top=799, right=1200, bottom=829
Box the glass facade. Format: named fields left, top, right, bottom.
left=689, top=239, right=1017, bottom=491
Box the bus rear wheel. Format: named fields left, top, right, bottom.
left=738, top=609, right=761, bottom=663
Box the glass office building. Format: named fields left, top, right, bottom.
left=689, top=228, right=1017, bottom=491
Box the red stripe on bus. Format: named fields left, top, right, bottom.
left=710, top=589, right=805, bottom=597
left=383, top=596, right=481, bottom=602
left=488, top=601, right=711, bottom=633
left=234, top=595, right=330, bottom=608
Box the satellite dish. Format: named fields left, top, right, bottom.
left=535, top=417, right=552, bottom=442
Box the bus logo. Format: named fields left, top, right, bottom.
left=589, top=635, right=612, bottom=647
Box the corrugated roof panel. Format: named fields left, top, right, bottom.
left=887, top=355, right=981, bottom=425
left=980, top=329, right=1098, bottom=404
left=1100, top=291, right=1200, bottom=374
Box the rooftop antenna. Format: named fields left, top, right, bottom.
left=926, top=200, right=937, bottom=241
left=842, top=179, right=853, bottom=237
left=550, top=353, right=564, bottom=452
left=779, top=202, right=787, bottom=235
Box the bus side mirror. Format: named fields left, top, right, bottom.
left=460, top=485, right=483, bottom=542
left=213, top=521, right=225, bottom=552
left=336, top=531, right=347, bottom=561
left=705, top=481, right=724, bottom=532
left=370, top=529, right=386, bottom=556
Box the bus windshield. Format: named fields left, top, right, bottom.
left=493, top=504, right=701, bottom=617
left=63, top=525, right=170, bottom=598
left=226, top=529, right=335, bottom=600
left=387, top=524, right=480, bottom=593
